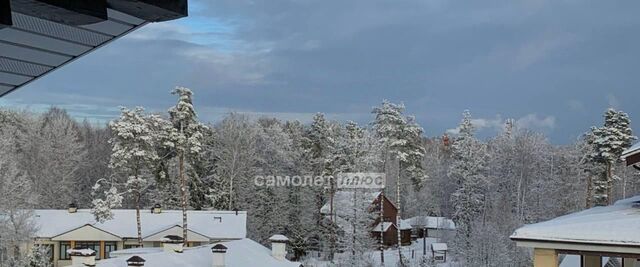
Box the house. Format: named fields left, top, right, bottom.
left=510, top=195, right=640, bottom=267
left=622, top=142, right=640, bottom=169
left=66, top=235, right=301, bottom=267
left=320, top=191, right=412, bottom=246
left=28, top=206, right=246, bottom=267
left=431, top=243, right=448, bottom=262
left=406, top=216, right=456, bottom=239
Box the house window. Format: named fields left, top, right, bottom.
left=104, top=242, right=117, bottom=259
left=59, top=242, right=71, bottom=260
left=124, top=244, right=141, bottom=249
left=75, top=241, right=101, bottom=260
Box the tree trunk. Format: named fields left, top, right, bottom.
left=136, top=191, right=143, bottom=246
left=585, top=175, right=593, bottom=208
left=606, top=162, right=613, bottom=205
left=180, top=151, right=188, bottom=243
left=380, top=191, right=385, bottom=264
left=396, top=157, right=403, bottom=265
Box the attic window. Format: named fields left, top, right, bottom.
left=213, top=216, right=222, bottom=223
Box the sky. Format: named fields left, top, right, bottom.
left=2, top=0, right=640, bottom=144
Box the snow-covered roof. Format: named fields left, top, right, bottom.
left=320, top=191, right=381, bottom=215
left=431, top=243, right=448, bottom=251
left=109, top=248, right=162, bottom=259
left=371, top=222, right=394, bottom=232
left=511, top=195, right=640, bottom=246
left=407, top=216, right=456, bottom=230
left=269, top=234, right=289, bottom=242
left=399, top=219, right=412, bottom=230
left=33, top=209, right=247, bottom=240
left=622, top=142, right=640, bottom=159
left=90, top=239, right=301, bottom=267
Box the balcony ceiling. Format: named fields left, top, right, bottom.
left=0, top=0, right=187, bottom=97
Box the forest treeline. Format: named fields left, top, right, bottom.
left=1, top=91, right=637, bottom=266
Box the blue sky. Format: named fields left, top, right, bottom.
left=2, top=0, right=640, bottom=143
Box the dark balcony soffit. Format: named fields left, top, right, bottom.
left=1, top=0, right=12, bottom=27
left=107, top=0, right=188, bottom=22
left=10, top=0, right=109, bottom=26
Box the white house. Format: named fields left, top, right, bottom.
left=66, top=235, right=301, bottom=267
left=511, top=195, right=640, bottom=267
left=29, top=207, right=247, bottom=267
left=406, top=216, right=456, bottom=239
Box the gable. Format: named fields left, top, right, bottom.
left=144, top=225, right=210, bottom=242
left=52, top=224, right=121, bottom=241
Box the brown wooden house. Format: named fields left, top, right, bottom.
left=369, top=193, right=412, bottom=246
left=321, top=191, right=412, bottom=247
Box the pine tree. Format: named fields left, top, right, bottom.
left=371, top=100, right=425, bottom=263
left=449, top=110, right=488, bottom=262
left=167, top=87, right=207, bottom=243
left=588, top=109, right=636, bottom=206
left=95, top=107, right=162, bottom=246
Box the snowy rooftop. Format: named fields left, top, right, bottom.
left=431, top=243, right=448, bottom=251
left=320, top=191, right=381, bottom=215
left=33, top=209, right=247, bottom=240
left=406, top=216, right=456, bottom=230
left=372, top=222, right=394, bottom=232
left=511, top=195, right=640, bottom=246
left=622, top=142, right=640, bottom=158
left=88, top=239, right=301, bottom=267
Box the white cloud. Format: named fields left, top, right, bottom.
left=515, top=114, right=555, bottom=129
left=446, top=113, right=555, bottom=135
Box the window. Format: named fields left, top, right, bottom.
left=104, top=242, right=117, bottom=259
left=124, top=244, right=141, bottom=249
left=59, top=242, right=71, bottom=260
left=75, top=241, right=101, bottom=260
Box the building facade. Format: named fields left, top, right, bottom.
left=27, top=208, right=246, bottom=267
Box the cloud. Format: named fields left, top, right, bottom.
left=4, top=0, right=640, bottom=143
left=446, top=113, right=555, bottom=135
left=515, top=114, right=556, bottom=130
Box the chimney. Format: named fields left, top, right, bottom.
left=161, top=235, right=184, bottom=253
left=152, top=203, right=162, bottom=214
left=67, top=248, right=95, bottom=266
left=211, top=244, right=227, bottom=267
left=268, top=235, right=289, bottom=261
left=68, top=203, right=78, bottom=213
left=126, top=255, right=145, bottom=267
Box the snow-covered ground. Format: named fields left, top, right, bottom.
left=303, top=238, right=455, bottom=267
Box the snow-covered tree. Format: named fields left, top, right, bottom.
left=588, top=108, right=636, bottom=206
left=167, top=87, right=207, bottom=243
left=448, top=110, right=489, bottom=262
left=91, top=107, right=165, bottom=246
left=371, top=100, right=425, bottom=262
left=0, top=131, right=37, bottom=266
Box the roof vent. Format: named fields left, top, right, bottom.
left=214, top=216, right=222, bottom=223
left=269, top=235, right=289, bottom=261
left=152, top=203, right=162, bottom=214
left=211, top=244, right=228, bottom=267
left=126, top=255, right=145, bottom=267
left=68, top=203, right=78, bottom=213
